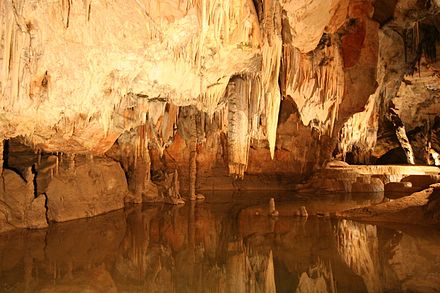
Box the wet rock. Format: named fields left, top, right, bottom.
left=154, top=170, right=185, bottom=205
left=191, top=193, right=206, bottom=201
left=385, top=182, right=416, bottom=199
left=401, top=175, right=440, bottom=190
left=46, top=157, right=127, bottom=222
left=38, top=266, right=118, bottom=293
left=0, top=169, right=48, bottom=232
left=351, top=177, right=384, bottom=193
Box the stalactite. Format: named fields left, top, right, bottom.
left=388, top=108, right=416, bottom=164
left=199, top=77, right=229, bottom=118
left=338, top=95, right=379, bottom=161
left=227, top=77, right=250, bottom=178
left=258, top=0, right=283, bottom=159
left=282, top=42, right=344, bottom=136
left=160, top=103, right=179, bottom=147
left=248, top=77, right=263, bottom=139
left=1, top=0, right=31, bottom=109
left=261, top=37, right=282, bottom=159
left=166, top=0, right=262, bottom=110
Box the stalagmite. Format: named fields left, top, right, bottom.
left=55, top=156, right=59, bottom=175
left=268, top=198, right=279, bottom=217
left=189, top=109, right=198, bottom=200
left=185, top=108, right=205, bottom=200
left=67, top=154, right=75, bottom=171
left=168, top=169, right=184, bottom=205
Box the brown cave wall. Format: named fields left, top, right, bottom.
left=338, top=4, right=440, bottom=165
left=150, top=99, right=333, bottom=193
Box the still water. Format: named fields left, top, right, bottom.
left=0, top=192, right=439, bottom=293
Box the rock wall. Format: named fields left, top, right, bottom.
left=45, top=157, right=128, bottom=222
left=0, top=148, right=129, bottom=232
left=338, top=1, right=440, bottom=165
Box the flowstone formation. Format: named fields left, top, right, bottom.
left=0, top=0, right=440, bottom=230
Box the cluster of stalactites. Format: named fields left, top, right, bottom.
left=118, top=101, right=179, bottom=169
left=0, top=0, right=34, bottom=110
left=223, top=0, right=283, bottom=178
left=166, top=0, right=263, bottom=114
left=225, top=67, right=280, bottom=178
left=338, top=94, right=379, bottom=162
left=282, top=42, right=344, bottom=137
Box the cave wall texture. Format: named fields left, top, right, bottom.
left=0, top=0, right=440, bottom=229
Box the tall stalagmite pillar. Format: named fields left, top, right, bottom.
left=189, top=111, right=197, bottom=200
left=227, top=77, right=250, bottom=179
left=0, top=140, right=3, bottom=175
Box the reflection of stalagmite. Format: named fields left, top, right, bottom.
left=24, top=252, right=33, bottom=292
left=336, top=219, right=382, bottom=293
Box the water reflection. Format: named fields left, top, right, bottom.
left=0, top=193, right=440, bottom=292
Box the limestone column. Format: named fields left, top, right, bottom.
left=0, top=140, right=3, bottom=174
left=227, top=77, right=250, bottom=178
left=68, top=153, right=76, bottom=171
left=188, top=110, right=197, bottom=200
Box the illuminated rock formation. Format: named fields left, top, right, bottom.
left=0, top=0, right=439, bottom=226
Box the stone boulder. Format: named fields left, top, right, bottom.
left=0, top=169, right=48, bottom=233
left=351, top=177, right=384, bottom=193
left=46, top=158, right=128, bottom=222
left=401, top=175, right=440, bottom=190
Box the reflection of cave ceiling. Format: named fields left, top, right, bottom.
left=0, top=0, right=439, bottom=174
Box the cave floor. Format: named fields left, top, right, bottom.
left=0, top=191, right=439, bottom=292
